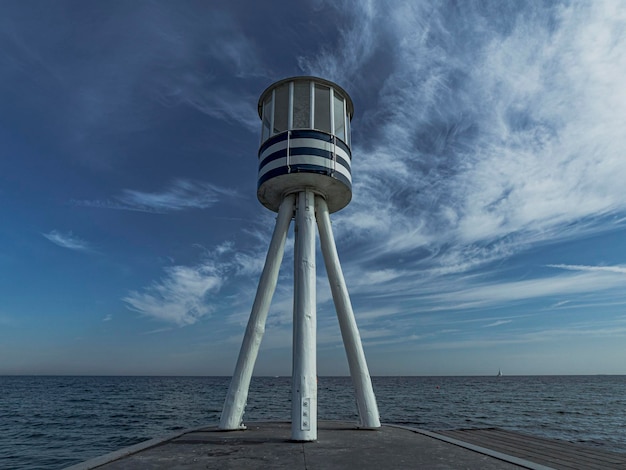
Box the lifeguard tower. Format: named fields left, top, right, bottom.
left=220, top=77, right=380, bottom=441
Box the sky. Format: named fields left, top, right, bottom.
left=1, top=0, right=626, bottom=376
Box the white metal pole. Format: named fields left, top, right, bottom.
left=315, top=196, right=381, bottom=429
left=291, top=189, right=317, bottom=441
left=219, top=194, right=296, bottom=430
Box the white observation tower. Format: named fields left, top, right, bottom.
left=219, top=76, right=380, bottom=441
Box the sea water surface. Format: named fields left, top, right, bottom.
left=1, top=375, right=625, bottom=469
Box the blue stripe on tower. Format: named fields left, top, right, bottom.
left=258, top=130, right=351, bottom=157
left=258, top=148, right=351, bottom=173
left=258, top=165, right=352, bottom=190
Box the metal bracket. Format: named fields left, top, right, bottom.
left=301, top=397, right=311, bottom=430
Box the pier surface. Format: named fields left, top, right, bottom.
left=66, top=421, right=626, bottom=470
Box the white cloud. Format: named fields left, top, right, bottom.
left=123, top=263, right=224, bottom=326
left=451, top=1, right=626, bottom=246
left=290, top=1, right=626, bottom=312
left=156, top=83, right=260, bottom=133
left=74, top=179, right=236, bottom=213
left=119, top=180, right=226, bottom=212
left=421, top=270, right=626, bottom=311
left=353, top=306, right=404, bottom=322
left=298, top=0, right=379, bottom=86
left=122, top=237, right=278, bottom=327
left=547, top=264, right=626, bottom=274
left=43, top=230, right=92, bottom=252
left=483, top=320, right=512, bottom=328
left=518, top=322, right=626, bottom=343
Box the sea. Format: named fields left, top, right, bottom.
left=1, top=375, right=625, bottom=469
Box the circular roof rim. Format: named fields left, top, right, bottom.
left=257, top=76, right=354, bottom=119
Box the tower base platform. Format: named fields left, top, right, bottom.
left=65, top=420, right=626, bottom=470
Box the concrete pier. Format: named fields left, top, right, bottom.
left=63, top=420, right=626, bottom=470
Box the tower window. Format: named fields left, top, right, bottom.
left=314, top=84, right=331, bottom=133
left=273, top=83, right=289, bottom=134
left=293, top=81, right=310, bottom=129
left=333, top=94, right=346, bottom=141
left=262, top=94, right=272, bottom=141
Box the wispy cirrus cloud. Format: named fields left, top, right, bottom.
left=296, top=0, right=626, bottom=301
left=483, top=320, right=512, bottom=328
left=389, top=269, right=626, bottom=313
left=43, top=230, right=92, bottom=252
left=123, top=263, right=224, bottom=326
left=297, top=0, right=379, bottom=87
left=154, top=80, right=260, bottom=133
left=199, top=1, right=626, bottom=358
left=547, top=264, right=626, bottom=274
left=74, top=179, right=236, bottom=213
left=123, top=242, right=247, bottom=326
left=307, top=261, right=626, bottom=354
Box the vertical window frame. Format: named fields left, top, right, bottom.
left=288, top=81, right=294, bottom=130
left=310, top=80, right=315, bottom=130
left=342, top=97, right=348, bottom=144
left=329, top=87, right=335, bottom=136
left=343, top=96, right=348, bottom=143
left=269, top=89, right=275, bottom=138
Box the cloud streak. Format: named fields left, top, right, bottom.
left=292, top=0, right=626, bottom=307
left=547, top=264, right=626, bottom=274
left=74, top=179, right=237, bottom=213
left=123, top=263, right=224, bottom=326
left=43, top=230, right=92, bottom=252
left=483, top=320, right=513, bottom=328
left=122, top=241, right=267, bottom=326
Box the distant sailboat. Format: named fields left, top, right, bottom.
left=497, top=369, right=503, bottom=377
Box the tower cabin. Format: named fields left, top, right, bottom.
left=257, top=76, right=354, bottom=214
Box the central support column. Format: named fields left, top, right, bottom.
left=291, top=189, right=317, bottom=441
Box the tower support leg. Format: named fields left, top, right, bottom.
left=315, top=196, right=381, bottom=429
left=291, top=189, right=317, bottom=441
left=219, top=194, right=296, bottom=430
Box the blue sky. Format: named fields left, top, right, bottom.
left=1, top=0, right=625, bottom=376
